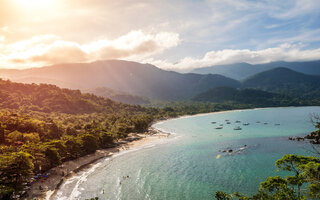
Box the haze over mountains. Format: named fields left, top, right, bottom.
left=191, top=60, right=320, bottom=80
left=0, top=60, right=320, bottom=103
left=0, top=60, right=240, bottom=100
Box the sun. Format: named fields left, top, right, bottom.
left=15, top=0, right=54, bottom=9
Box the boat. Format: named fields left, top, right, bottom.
left=264, top=122, right=268, bottom=125
left=219, top=124, right=224, bottom=126
left=233, top=126, right=242, bottom=130
left=243, top=123, right=249, bottom=126
left=215, top=126, right=223, bottom=129
left=235, top=120, right=241, bottom=123
left=226, top=122, right=231, bottom=124
left=211, top=122, right=217, bottom=124
left=275, top=123, right=280, bottom=126
left=256, top=121, right=260, bottom=123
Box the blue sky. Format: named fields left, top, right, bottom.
left=0, top=0, right=320, bottom=71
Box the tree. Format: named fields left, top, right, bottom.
left=99, top=131, right=114, bottom=147
left=6, top=131, right=23, bottom=143
left=215, top=191, right=231, bottom=200
left=45, top=147, right=62, bottom=167
left=80, top=134, right=98, bottom=154
left=0, top=123, right=6, bottom=144
left=257, top=176, right=297, bottom=199
left=0, top=152, right=34, bottom=198
left=276, top=154, right=319, bottom=198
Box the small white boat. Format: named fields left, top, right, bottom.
left=234, top=126, right=242, bottom=130
left=215, top=126, right=223, bottom=129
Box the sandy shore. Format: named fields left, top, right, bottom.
left=24, top=129, right=170, bottom=200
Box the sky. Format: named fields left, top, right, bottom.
left=0, top=0, right=320, bottom=72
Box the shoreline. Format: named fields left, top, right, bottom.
left=24, top=128, right=170, bottom=200
left=154, top=106, right=318, bottom=124
left=24, top=105, right=318, bottom=199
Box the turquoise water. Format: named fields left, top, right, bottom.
left=51, top=107, right=320, bottom=200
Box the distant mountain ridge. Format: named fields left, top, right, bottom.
left=191, top=60, right=320, bottom=80
left=0, top=60, right=241, bottom=101
left=1, top=60, right=320, bottom=102
left=242, top=67, right=320, bottom=97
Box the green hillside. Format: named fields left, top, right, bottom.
left=0, top=79, right=128, bottom=114
left=242, top=67, right=320, bottom=97
left=193, top=87, right=303, bottom=106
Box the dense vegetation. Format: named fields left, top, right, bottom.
left=215, top=117, right=320, bottom=200
left=242, top=67, right=320, bottom=98
left=193, top=87, right=320, bottom=107
left=0, top=79, right=125, bottom=114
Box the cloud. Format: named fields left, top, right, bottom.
left=270, top=0, right=320, bottom=19
left=0, top=31, right=180, bottom=68
left=85, top=31, right=180, bottom=60
left=146, top=43, right=320, bottom=71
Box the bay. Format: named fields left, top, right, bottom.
left=51, top=107, right=320, bottom=200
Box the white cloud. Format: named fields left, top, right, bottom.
left=0, top=30, right=180, bottom=68
left=146, top=43, right=320, bottom=72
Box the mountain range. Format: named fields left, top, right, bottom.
left=1, top=60, right=320, bottom=103
left=191, top=60, right=320, bottom=80
left=0, top=60, right=240, bottom=100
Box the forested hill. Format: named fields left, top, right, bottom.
left=0, top=60, right=240, bottom=100
left=0, top=79, right=143, bottom=114
left=193, top=87, right=299, bottom=106
left=242, top=67, right=320, bottom=97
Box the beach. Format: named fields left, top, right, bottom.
left=24, top=129, right=170, bottom=200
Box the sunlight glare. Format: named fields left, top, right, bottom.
left=15, top=0, right=54, bottom=9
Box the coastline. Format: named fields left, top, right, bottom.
left=24, top=105, right=318, bottom=199
left=156, top=106, right=317, bottom=123
left=24, top=128, right=170, bottom=200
